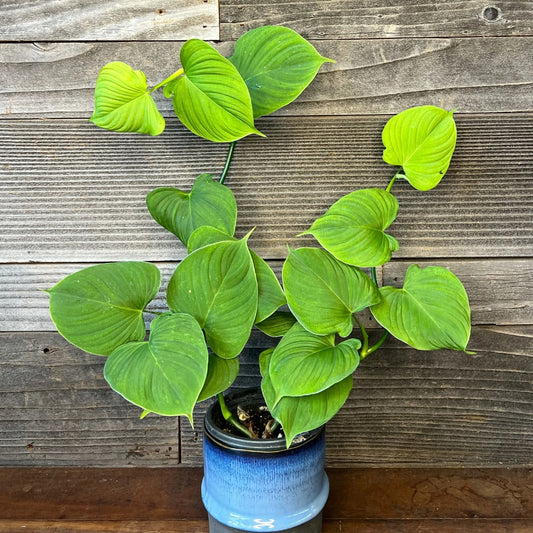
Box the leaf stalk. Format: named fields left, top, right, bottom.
left=220, top=141, right=237, bottom=184
left=217, top=392, right=253, bottom=438
left=386, top=170, right=403, bottom=193
left=150, top=68, right=185, bottom=93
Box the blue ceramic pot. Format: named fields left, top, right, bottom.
left=202, top=389, right=329, bottom=533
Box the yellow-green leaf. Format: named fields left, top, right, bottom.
left=90, top=62, right=165, bottom=136
left=382, top=106, right=457, bottom=191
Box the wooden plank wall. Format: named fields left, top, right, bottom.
left=0, top=0, right=532, bottom=474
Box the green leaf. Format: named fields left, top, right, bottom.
left=146, top=174, right=237, bottom=246
left=164, top=40, right=263, bottom=142
left=283, top=248, right=380, bottom=337
left=104, top=313, right=208, bottom=419
left=266, top=374, right=353, bottom=447
left=370, top=264, right=471, bottom=351
left=302, top=189, right=399, bottom=268
left=167, top=237, right=258, bottom=358
left=261, top=338, right=354, bottom=447
left=382, top=106, right=457, bottom=191
left=47, top=262, right=160, bottom=356
left=187, top=226, right=286, bottom=323
left=251, top=252, right=286, bottom=323
left=90, top=62, right=165, bottom=136
left=256, top=311, right=297, bottom=337
left=259, top=347, right=275, bottom=378
left=187, top=226, right=235, bottom=253
left=229, top=25, right=334, bottom=118
left=269, top=323, right=360, bottom=402
left=198, top=353, right=240, bottom=402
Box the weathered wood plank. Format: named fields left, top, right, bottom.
left=1, top=327, right=530, bottom=467
left=0, top=333, right=180, bottom=467
left=220, top=0, right=533, bottom=40
left=0, top=0, right=219, bottom=41
left=179, top=326, right=533, bottom=467
left=1, top=115, right=532, bottom=262
left=0, top=467, right=530, bottom=520
left=1, top=519, right=532, bottom=533
left=0, top=522, right=210, bottom=533
left=1, top=259, right=530, bottom=332
left=1, top=37, right=532, bottom=117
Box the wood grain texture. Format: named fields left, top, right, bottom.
left=1, top=519, right=532, bottom=532
left=1, top=258, right=530, bottom=332
left=179, top=326, right=533, bottom=467
left=220, top=0, right=533, bottom=40
left=1, top=114, right=532, bottom=263
left=2, top=37, right=532, bottom=117
left=0, top=333, right=180, bottom=467
left=0, top=0, right=219, bottom=41
left=1, top=327, right=530, bottom=467
left=0, top=467, right=530, bottom=520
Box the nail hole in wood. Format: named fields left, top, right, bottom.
left=482, top=6, right=500, bottom=21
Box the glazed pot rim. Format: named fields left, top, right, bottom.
left=204, top=388, right=324, bottom=453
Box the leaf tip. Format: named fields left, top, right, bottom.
left=242, top=227, right=256, bottom=242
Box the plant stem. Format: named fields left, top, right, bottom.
left=386, top=170, right=403, bottom=193
left=219, top=141, right=237, bottom=184
left=149, top=68, right=184, bottom=93
left=217, top=393, right=253, bottom=438
left=354, top=316, right=369, bottom=358
left=365, top=330, right=389, bottom=357
left=370, top=266, right=378, bottom=287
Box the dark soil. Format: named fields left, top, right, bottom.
left=221, top=404, right=285, bottom=440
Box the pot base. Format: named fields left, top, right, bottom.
left=208, top=512, right=323, bottom=533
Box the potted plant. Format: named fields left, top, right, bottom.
left=46, top=25, right=471, bottom=533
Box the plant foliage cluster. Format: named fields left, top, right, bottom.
left=47, top=26, right=471, bottom=446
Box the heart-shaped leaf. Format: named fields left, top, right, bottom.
left=264, top=374, right=353, bottom=448
left=187, top=226, right=235, bottom=252
left=283, top=247, right=380, bottom=336
left=146, top=174, right=237, bottom=246
left=302, top=189, right=399, bottom=267
left=370, top=264, right=471, bottom=351
left=47, top=262, right=160, bottom=356
left=198, top=353, right=240, bottom=402
left=90, top=62, right=165, bottom=136
left=104, top=312, right=208, bottom=420
left=382, top=106, right=457, bottom=191
left=164, top=40, right=263, bottom=142
left=251, top=252, right=286, bottom=323
left=167, top=237, right=258, bottom=358
left=229, top=25, right=334, bottom=118
left=261, top=347, right=353, bottom=446
left=269, top=323, right=360, bottom=402
left=188, top=226, right=285, bottom=323
left=256, top=311, right=297, bottom=338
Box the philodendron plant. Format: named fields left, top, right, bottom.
left=47, top=25, right=471, bottom=447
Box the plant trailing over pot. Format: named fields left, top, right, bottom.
left=46, top=23, right=471, bottom=533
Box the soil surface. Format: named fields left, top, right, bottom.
left=222, top=404, right=285, bottom=440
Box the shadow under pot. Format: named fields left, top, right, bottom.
left=202, top=388, right=329, bottom=533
